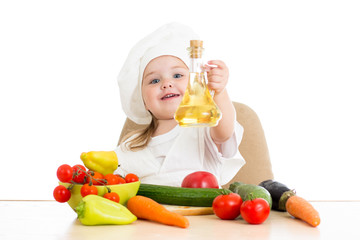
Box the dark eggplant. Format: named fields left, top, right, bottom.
left=259, top=179, right=295, bottom=211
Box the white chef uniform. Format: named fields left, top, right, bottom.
left=114, top=119, right=245, bottom=186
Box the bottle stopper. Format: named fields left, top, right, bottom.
left=189, top=40, right=204, bottom=58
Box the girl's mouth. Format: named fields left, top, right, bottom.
left=161, top=93, right=180, bottom=100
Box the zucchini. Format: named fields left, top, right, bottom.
left=137, top=183, right=232, bottom=207
left=229, top=182, right=272, bottom=209
left=259, top=179, right=295, bottom=211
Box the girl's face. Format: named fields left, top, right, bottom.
left=142, top=55, right=189, bottom=120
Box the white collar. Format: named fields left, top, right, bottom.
left=148, top=125, right=181, bottom=146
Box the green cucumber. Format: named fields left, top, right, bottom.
left=137, top=183, right=232, bottom=207
left=229, top=182, right=272, bottom=208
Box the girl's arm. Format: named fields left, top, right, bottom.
left=205, top=60, right=236, bottom=146
left=212, top=89, right=236, bottom=144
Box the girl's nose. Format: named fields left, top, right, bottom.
left=161, top=80, right=173, bottom=89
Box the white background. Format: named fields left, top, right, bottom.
left=1, top=0, right=359, bottom=200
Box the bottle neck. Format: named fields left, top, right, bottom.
left=189, top=58, right=203, bottom=73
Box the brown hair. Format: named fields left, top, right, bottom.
left=119, top=115, right=158, bottom=151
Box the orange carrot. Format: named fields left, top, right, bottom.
left=126, top=196, right=189, bottom=228
left=285, top=195, right=320, bottom=227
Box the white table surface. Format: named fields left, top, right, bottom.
left=0, top=200, right=359, bottom=240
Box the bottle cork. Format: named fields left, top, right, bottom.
left=190, top=40, right=203, bottom=48
left=189, top=40, right=204, bottom=58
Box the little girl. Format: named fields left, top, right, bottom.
left=115, top=23, right=245, bottom=187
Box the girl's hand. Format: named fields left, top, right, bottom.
left=204, top=60, right=229, bottom=94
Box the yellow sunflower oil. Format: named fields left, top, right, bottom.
left=174, top=40, right=222, bottom=127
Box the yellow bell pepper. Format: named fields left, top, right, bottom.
left=80, top=151, right=118, bottom=175
left=76, top=195, right=137, bottom=225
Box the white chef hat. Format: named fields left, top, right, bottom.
left=117, top=22, right=199, bottom=125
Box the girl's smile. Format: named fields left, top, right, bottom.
left=161, top=93, right=181, bottom=100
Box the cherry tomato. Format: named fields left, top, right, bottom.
left=86, top=171, right=105, bottom=185
left=80, top=183, right=98, bottom=197
left=104, top=174, right=120, bottom=185
left=212, top=193, right=243, bottom=220
left=53, top=185, right=71, bottom=203
left=240, top=198, right=270, bottom=224
left=181, top=171, right=219, bottom=188
left=104, top=192, right=120, bottom=203
left=125, top=173, right=139, bottom=183
left=56, top=164, right=73, bottom=183
left=72, top=165, right=86, bottom=184
left=116, top=174, right=126, bottom=184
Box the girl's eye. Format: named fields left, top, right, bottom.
left=150, top=79, right=160, bottom=84
left=173, top=73, right=183, bottom=79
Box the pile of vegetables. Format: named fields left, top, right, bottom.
left=54, top=155, right=320, bottom=228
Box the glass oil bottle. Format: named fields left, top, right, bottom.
left=174, top=40, right=222, bottom=127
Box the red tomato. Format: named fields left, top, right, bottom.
left=72, top=165, right=86, bottom=184
left=104, top=192, right=120, bottom=203
left=181, top=171, right=219, bottom=188
left=86, top=171, right=105, bottom=185
left=212, top=193, right=242, bottom=220
left=116, top=175, right=126, bottom=184
left=53, top=185, right=71, bottom=203
left=240, top=198, right=270, bottom=224
left=80, top=183, right=98, bottom=197
left=57, top=164, right=73, bottom=183
left=105, top=174, right=120, bottom=185
left=125, top=173, right=139, bottom=183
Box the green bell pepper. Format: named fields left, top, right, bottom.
left=75, top=195, right=137, bottom=225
